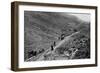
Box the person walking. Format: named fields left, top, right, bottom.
left=51, top=45, right=54, bottom=51
left=53, top=41, right=56, bottom=46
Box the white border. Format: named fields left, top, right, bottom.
left=19, top=5, right=96, bottom=68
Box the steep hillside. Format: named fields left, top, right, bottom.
left=24, top=11, right=90, bottom=61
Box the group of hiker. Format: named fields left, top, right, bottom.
left=50, top=33, right=65, bottom=51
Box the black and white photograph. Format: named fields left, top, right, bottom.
left=11, top=1, right=97, bottom=71
left=24, top=11, right=90, bottom=62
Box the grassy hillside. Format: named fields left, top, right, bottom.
left=24, top=11, right=90, bottom=61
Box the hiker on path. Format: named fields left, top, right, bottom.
left=51, top=45, right=54, bottom=51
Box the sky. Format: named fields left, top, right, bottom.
left=70, top=13, right=90, bottom=22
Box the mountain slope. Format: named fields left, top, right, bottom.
left=24, top=11, right=90, bottom=61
